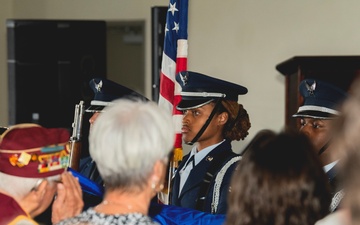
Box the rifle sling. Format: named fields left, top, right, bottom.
left=188, top=99, right=222, bottom=145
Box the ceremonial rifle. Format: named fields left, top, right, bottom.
left=69, top=100, right=85, bottom=171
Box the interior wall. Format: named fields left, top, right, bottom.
left=2, top=0, right=360, bottom=153
left=187, top=0, right=360, bottom=152
left=0, top=1, right=13, bottom=126
left=106, top=21, right=145, bottom=95
left=0, top=0, right=167, bottom=126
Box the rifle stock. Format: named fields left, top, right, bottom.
left=158, top=147, right=182, bottom=204
left=69, top=100, right=85, bottom=171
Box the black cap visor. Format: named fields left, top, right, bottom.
left=85, top=105, right=105, bottom=113
left=176, top=98, right=216, bottom=111
left=292, top=110, right=338, bottom=120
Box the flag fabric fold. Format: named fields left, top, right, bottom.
left=158, top=0, right=189, bottom=204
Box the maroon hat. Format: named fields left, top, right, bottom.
left=0, top=124, right=70, bottom=178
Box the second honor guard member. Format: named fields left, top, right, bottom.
left=293, top=78, right=347, bottom=212
left=171, top=71, right=251, bottom=214
left=80, top=77, right=147, bottom=184
left=79, top=78, right=147, bottom=208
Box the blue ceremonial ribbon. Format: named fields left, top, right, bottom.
left=67, top=167, right=104, bottom=197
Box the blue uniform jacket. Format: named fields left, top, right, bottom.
left=171, top=140, right=239, bottom=214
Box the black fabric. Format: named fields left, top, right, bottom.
left=175, top=71, right=248, bottom=105
left=177, top=99, right=214, bottom=111
left=195, top=149, right=235, bottom=212
left=184, top=155, right=195, bottom=168
left=79, top=156, right=104, bottom=186
left=327, top=165, right=339, bottom=194
left=34, top=203, right=52, bottom=225
left=318, top=140, right=331, bottom=155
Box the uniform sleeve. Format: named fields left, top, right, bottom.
left=213, top=156, right=241, bottom=214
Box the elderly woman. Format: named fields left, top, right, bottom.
left=57, top=98, right=175, bottom=225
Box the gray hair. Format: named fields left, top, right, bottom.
left=89, top=98, right=175, bottom=190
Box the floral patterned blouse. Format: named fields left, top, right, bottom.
left=55, top=208, right=160, bottom=225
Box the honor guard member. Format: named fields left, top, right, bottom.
left=293, top=78, right=347, bottom=212
left=171, top=71, right=251, bottom=214
left=79, top=78, right=148, bottom=208
left=81, top=77, right=147, bottom=185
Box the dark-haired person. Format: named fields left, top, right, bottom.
left=225, top=129, right=331, bottom=225
left=171, top=71, right=251, bottom=214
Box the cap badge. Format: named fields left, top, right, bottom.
left=179, top=72, right=189, bottom=86
left=95, top=80, right=103, bottom=92
left=305, top=80, right=316, bottom=96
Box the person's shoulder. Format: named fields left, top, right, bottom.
left=219, top=154, right=241, bottom=175
left=315, top=209, right=350, bottom=225
left=7, top=215, right=38, bottom=225
left=54, top=208, right=94, bottom=225
left=0, top=193, right=32, bottom=225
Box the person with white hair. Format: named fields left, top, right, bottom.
left=0, top=123, right=83, bottom=225
left=57, top=98, right=175, bottom=225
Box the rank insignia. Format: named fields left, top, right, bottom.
left=305, top=80, right=316, bottom=96
left=206, top=156, right=214, bottom=162
left=179, top=72, right=189, bottom=86
left=95, top=80, right=103, bottom=92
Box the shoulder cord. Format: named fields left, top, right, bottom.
left=211, top=156, right=242, bottom=214
left=330, top=189, right=345, bottom=212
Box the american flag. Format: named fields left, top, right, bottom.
left=158, top=0, right=188, bottom=204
